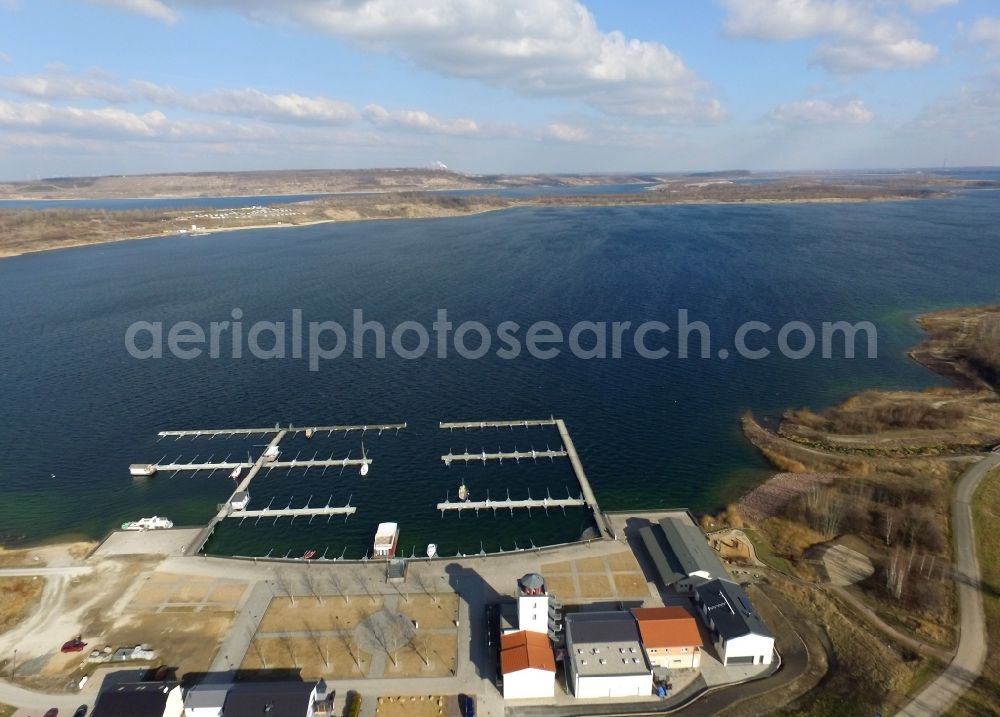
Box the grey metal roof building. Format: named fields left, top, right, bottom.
left=182, top=683, right=230, bottom=712
left=564, top=612, right=650, bottom=678
left=564, top=611, right=653, bottom=698
left=639, top=516, right=726, bottom=589
left=222, top=681, right=321, bottom=717
left=694, top=578, right=772, bottom=640
left=91, top=682, right=181, bottom=717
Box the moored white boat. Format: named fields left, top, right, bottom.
left=121, top=516, right=173, bottom=531
left=373, top=522, right=399, bottom=558
left=426, top=543, right=438, bottom=558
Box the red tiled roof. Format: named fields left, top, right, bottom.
left=500, top=631, right=556, bottom=674
left=631, top=606, right=703, bottom=649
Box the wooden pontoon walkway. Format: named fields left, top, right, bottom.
left=158, top=422, right=406, bottom=439
left=437, top=496, right=585, bottom=513
left=440, top=418, right=557, bottom=430
left=441, top=448, right=566, bottom=465
left=227, top=505, right=356, bottom=520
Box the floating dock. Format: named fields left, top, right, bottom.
left=157, top=422, right=406, bottom=440
left=438, top=417, right=609, bottom=538
left=556, top=418, right=612, bottom=537
left=228, top=505, right=356, bottom=520
left=440, top=419, right=557, bottom=430
left=441, top=448, right=566, bottom=465
left=438, top=494, right=585, bottom=514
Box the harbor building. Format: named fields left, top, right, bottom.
left=500, top=630, right=557, bottom=699
left=222, top=680, right=330, bottom=716
left=693, top=579, right=774, bottom=666
left=182, top=683, right=229, bottom=717
left=631, top=606, right=703, bottom=670
left=516, top=572, right=562, bottom=638
left=564, top=612, right=653, bottom=699
left=639, top=516, right=727, bottom=592
left=91, top=681, right=184, bottom=717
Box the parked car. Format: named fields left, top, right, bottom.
left=61, top=637, right=87, bottom=653
left=73, top=706, right=88, bottom=717
left=43, top=709, right=58, bottom=717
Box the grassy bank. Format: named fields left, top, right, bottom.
left=0, top=577, right=44, bottom=634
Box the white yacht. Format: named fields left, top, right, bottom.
left=373, top=522, right=399, bottom=558
left=121, top=516, right=173, bottom=531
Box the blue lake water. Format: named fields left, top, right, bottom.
left=0, top=189, right=998, bottom=557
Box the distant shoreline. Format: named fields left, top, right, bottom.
left=0, top=191, right=949, bottom=260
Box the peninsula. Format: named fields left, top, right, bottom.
left=1, top=168, right=994, bottom=258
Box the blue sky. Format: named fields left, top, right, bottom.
left=1, top=0, right=999, bottom=178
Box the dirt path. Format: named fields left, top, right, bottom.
left=896, top=453, right=999, bottom=716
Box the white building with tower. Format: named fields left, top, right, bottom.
left=517, top=573, right=552, bottom=634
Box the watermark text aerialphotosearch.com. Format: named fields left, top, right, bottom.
left=125, top=308, right=878, bottom=371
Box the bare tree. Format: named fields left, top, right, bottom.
left=357, top=574, right=378, bottom=606
left=407, top=627, right=431, bottom=668
left=328, top=573, right=350, bottom=605
left=334, top=614, right=364, bottom=671
left=274, top=570, right=297, bottom=606
left=303, top=620, right=329, bottom=668
left=881, top=509, right=896, bottom=546
left=250, top=636, right=268, bottom=669
left=304, top=568, right=324, bottom=606
left=370, top=615, right=409, bottom=667
left=278, top=634, right=298, bottom=667
left=415, top=572, right=440, bottom=604
left=886, top=545, right=916, bottom=600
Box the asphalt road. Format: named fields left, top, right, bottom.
left=897, top=452, right=1000, bottom=717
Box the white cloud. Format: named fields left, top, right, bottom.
left=0, top=100, right=169, bottom=137
left=100, top=0, right=723, bottom=122
left=0, top=99, right=273, bottom=141
left=0, top=73, right=133, bottom=102
left=767, top=98, right=874, bottom=125
left=916, top=71, right=1000, bottom=131
left=903, top=0, right=958, bottom=12
left=362, top=104, right=480, bottom=135
left=84, top=0, right=178, bottom=24
left=0, top=72, right=359, bottom=125
left=968, top=17, right=1000, bottom=57
left=812, top=37, right=937, bottom=73
left=545, top=122, right=589, bottom=141
left=720, top=0, right=938, bottom=73
left=202, top=89, right=357, bottom=124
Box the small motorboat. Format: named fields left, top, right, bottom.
left=458, top=482, right=469, bottom=501
left=305, top=428, right=314, bottom=439
left=302, top=549, right=317, bottom=560
left=263, top=445, right=280, bottom=462
left=229, top=467, right=242, bottom=481
left=426, top=543, right=438, bottom=558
